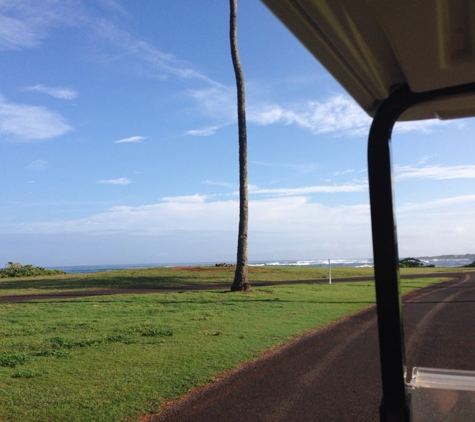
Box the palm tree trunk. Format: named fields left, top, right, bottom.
left=229, top=0, right=250, bottom=292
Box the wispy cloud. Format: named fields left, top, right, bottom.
left=28, top=159, right=48, bottom=171
left=0, top=1, right=82, bottom=51
left=334, top=169, right=354, bottom=176
left=114, top=136, right=144, bottom=144
left=0, top=14, right=39, bottom=50
left=251, top=160, right=319, bottom=174
left=188, top=85, right=235, bottom=121
left=248, top=182, right=367, bottom=196
left=394, top=119, right=459, bottom=134
left=398, top=194, right=475, bottom=212
left=26, top=84, right=78, bottom=100
left=186, top=126, right=218, bottom=136
left=92, top=18, right=220, bottom=86
left=0, top=95, right=71, bottom=142
left=97, top=177, right=131, bottom=185
left=203, top=180, right=235, bottom=188
left=1, top=1, right=214, bottom=86
left=395, top=164, right=475, bottom=181
left=96, top=0, right=130, bottom=16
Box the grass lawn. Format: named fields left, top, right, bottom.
left=0, top=267, right=452, bottom=421
left=0, top=264, right=466, bottom=296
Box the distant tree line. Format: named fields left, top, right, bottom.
left=399, top=257, right=475, bottom=268
left=0, top=262, right=66, bottom=278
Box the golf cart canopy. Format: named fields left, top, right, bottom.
left=262, top=1, right=475, bottom=421
left=262, top=0, right=475, bottom=121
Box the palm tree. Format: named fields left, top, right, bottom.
left=229, top=0, right=250, bottom=292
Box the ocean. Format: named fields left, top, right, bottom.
left=50, top=257, right=474, bottom=274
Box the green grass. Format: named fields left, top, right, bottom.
left=0, top=264, right=467, bottom=296
left=0, top=275, right=448, bottom=421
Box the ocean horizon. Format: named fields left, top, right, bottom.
left=48, top=256, right=475, bottom=274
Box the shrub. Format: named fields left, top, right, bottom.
left=0, top=352, right=28, bottom=368
left=399, top=257, right=430, bottom=268
left=0, top=262, right=66, bottom=278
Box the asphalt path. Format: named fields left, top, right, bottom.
left=149, top=272, right=475, bottom=422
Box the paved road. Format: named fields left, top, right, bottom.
left=151, top=272, right=475, bottom=422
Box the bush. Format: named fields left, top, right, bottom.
left=0, top=262, right=66, bottom=278
left=0, top=352, right=28, bottom=368
left=398, top=257, right=433, bottom=268
left=464, top=261, right=475, bottom=268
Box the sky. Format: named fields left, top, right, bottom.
left=1, top=0, right=475, bottom=267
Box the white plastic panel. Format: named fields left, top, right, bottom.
left=410, top=367, right=475, bottom=391
left=407, top=367, right=475, bottom=422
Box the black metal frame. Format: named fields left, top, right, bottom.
left=368, top=82, right=475, bottom=422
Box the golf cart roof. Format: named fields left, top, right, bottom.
left=262, top=0, right=475, bottom=121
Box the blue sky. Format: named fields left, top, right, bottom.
left=1, top=1, right=475, bottom=266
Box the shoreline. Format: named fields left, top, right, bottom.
left=47, top=256, right=474, bottom=274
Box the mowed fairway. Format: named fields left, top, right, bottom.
left=0, top=267, right=454, bottom=421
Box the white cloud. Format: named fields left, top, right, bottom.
left=0, top=95, right=71, bottom=142
left=26, top=84, right=78, bottom=100
left=186, top=126, right=218, bottom=136
left=251, top=198, right=371, bottom=235
left=249, top=95, right=371, bottom=136
left=3, top=194, right=370, bottom=238
left=6, top=191, right=475, bottom=259
left=114, top=136, right=144, bottom=144
left=395, top=164, right=475, bottom=181
left=97, top=177, right=131, bottom=185
left=394, top=195, right=475, bottom=256
left=161, top=194, right=209, bottom=203
left=247, top=95, right=465, bottom=137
